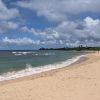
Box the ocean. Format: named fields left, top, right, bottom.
left=0, top=50, right=86, bottom=81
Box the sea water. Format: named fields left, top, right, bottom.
left=0, top=50, right=86, bottom=81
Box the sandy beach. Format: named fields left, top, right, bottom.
left=0, top=52, right=100, bottom=100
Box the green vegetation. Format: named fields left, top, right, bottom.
left=39, top=45, right=100, bottom=51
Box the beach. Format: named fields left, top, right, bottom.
left=0, top=52, right=100, bottom=100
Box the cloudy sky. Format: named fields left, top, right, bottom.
left=0, top=0, right=100, bottom=50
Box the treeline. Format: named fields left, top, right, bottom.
left=39, top=46, right=100, bottom=51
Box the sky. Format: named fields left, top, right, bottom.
left=0, top=0, right=100, bottom=50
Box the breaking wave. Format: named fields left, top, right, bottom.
left=12, top=52, right=55, bottom=56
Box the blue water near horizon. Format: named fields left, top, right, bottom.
left=0, top=50, right=86, bottom=81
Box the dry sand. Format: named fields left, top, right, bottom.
left=0, top=52, right=100, bottom=100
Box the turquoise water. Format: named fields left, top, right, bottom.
left=0, top=50, right=86, bottom=81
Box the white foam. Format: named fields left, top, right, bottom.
left=12, top=51, right=56, bottom=56
left=12, top=52, right=17, bottom=54
left=12, top=52, right=35, bottom=55
left=0, top=55, right=86, bottom=82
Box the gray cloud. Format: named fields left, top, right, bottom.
left=56, top=17, right=100, bottom=46
left=16, top=0, right=100, bottom=21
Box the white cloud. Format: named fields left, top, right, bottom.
left=2, top=16, right=100, bottom=47
left=0, top=0, right=19, bottom=20
left=2, top=37, right=35, bottom=45
left=0, top=21, right=19, bottom=33
left=0, top=0, right=20, bottom=33
left=1, top=0, right=99, bottom=47
left=21, top=26, right=38, bottom=35
left=21, top=26, right=60, bottom=40
left=19, top=16, right=100, bottom=47
left=16, top=0, right=100, bottom=21
left=2, top=37, right=58, bottom=46
left=84, top=16, right=100, bottom=27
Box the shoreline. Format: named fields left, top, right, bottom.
left=0, top=52, right=100, bottom=100
left=0, top=53, right=90, bottom=85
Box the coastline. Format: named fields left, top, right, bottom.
left=0, top=53, right=87, bottom=82
left=0, top=51, right=100, bottom=100
left=0, top=53, right=91, bottom=84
